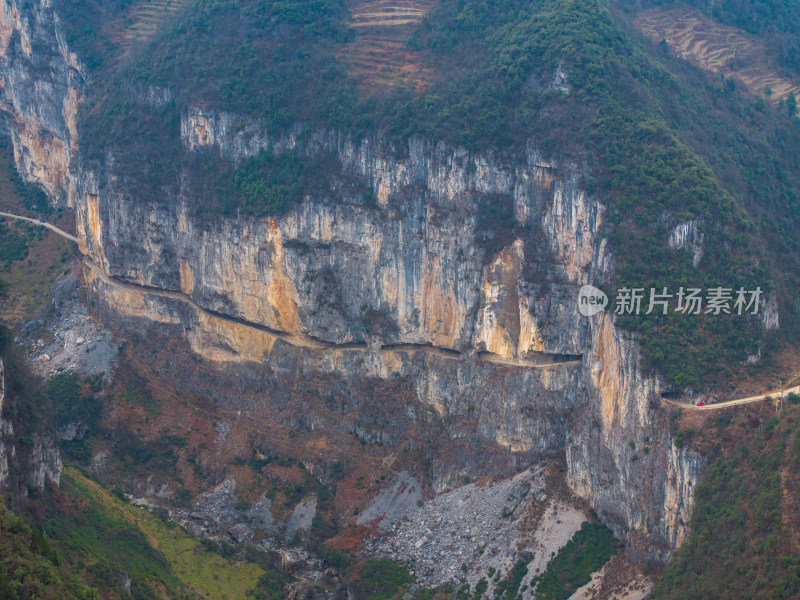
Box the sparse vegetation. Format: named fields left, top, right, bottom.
left=473, top=577, right=488, bottom=599
left=0, top=223, right=29, bottom=266
left=1, top=138, right=52, bottom=215
left=0, top=139, right=74, bottom=323
left=679, top=0, right=800, bottom=78
left=38, top=469, right=194, bottom=599
left=46, top=373, right=102, bottom=462
left=218, top=149, right=338, bottom=218
left=494, top=559, right=528, bottom=599
left=673, top=427, right=696, bottom=448
left=40, top=468, right=271, bottom=599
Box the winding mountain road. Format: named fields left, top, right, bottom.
left=0, top=210, right=79, bottom=243
left=3, top=210, right=793, bottom=385
left=663, top=384, right=800, bottom=411
left=84, top=259, right=582, bottom=369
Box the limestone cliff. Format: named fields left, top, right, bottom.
left=0, top=356, right=11, bottom=489
left=0, top=0, right=82, bottom=207
left=0, top=352, right=62, bottom=496
left=0, top=0, right=702, bottom=562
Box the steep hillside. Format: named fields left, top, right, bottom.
left=339, top=0, right=433, bottom=90
left=635, top=7, right=800, bottom=103
left=0, top=326, right=287, bottom=599
left=60, top=0, right=799, bottom=391
left=643, top=0, right=800, bottom=79
left=653, top=397, right=800, bottom=599
left=0, top=498, right=98, bottom=600
left=0, top=140, right=76, bottom=326
left=1, top=0, right=800, bottom=596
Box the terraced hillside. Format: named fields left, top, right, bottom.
left=636, top=8, right=800, bottom=105
left=110, top=0, right=189, bottom=51
left=340, top=0, right=434, bottom=91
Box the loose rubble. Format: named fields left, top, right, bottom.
left=163, top=477, right=327, bottom=548
left=285, top=497, right=317, bottom=541
left=366, top=466, right=588, bottom=597
left=357, top=472, right=422, bottom=531
left=21, top=267, right=116, bottom=378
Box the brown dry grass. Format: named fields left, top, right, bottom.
left=101, top=333, right=414, bottom=513
left=719, top=343, right=800, bottom=400
left=585, top=554, right=654, bottom=600
left=339, top=0, right=434, bottom=93
left=635, top=8, right=800, bottom=106
left=109, top=0, right=189, bottom=52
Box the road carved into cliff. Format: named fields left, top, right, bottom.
left=0, top=209, right=582, bottom=369
left=14, top=212, right=793, bottom=389
left=84, top=260, right=581, bottom=369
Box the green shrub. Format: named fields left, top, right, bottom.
left=534, top=521, right=620, bottom=600
left=349, top=558, right=413, bottom=600
left=0, top=224, right=29, bottom=265
left=653, top=403, right=800, bottom=599
left=0, top=138, right=52, bottom=215
left=0, top=500, right=98, bottom=600
left=219, top=149, right=337, bottom=218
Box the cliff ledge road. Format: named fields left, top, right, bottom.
left=1, top=209, right=580, bottom=368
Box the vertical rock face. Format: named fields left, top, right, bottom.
left=0, top=356, right=5, bottom=414
left=0, top=353, right=61, bottom=493
left=28, top=434, right=62, bottom=489
left=0, top=356, right=11, bottom=489
left=0, top=0, right=82, bottom=207
left=567, top=313, right=703, bottom=559
left=0, top=0, right=71, bottom=497
left=0, top=0, right=703, bottom=561
left=762, top=294, right=780, bottom=331
left=667, top=220, right=704, bottom=267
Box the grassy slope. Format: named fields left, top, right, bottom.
left=62, top=467, right=266, bottom=599
left=40, top=466, right=270, bottom=599
left=38, top=468, right=194, bottom=599
left=0, top=326, right=280, bottom=600
left=0, top=499, right=99, bottom=600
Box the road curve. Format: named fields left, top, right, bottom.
left=663, top=384, right=800, bottom=411
left=0, top=210, right=80, bottom=243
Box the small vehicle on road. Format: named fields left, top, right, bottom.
left=39, top=219, right=45, bottom=224
left=697, top=401, right=705, bottom=406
